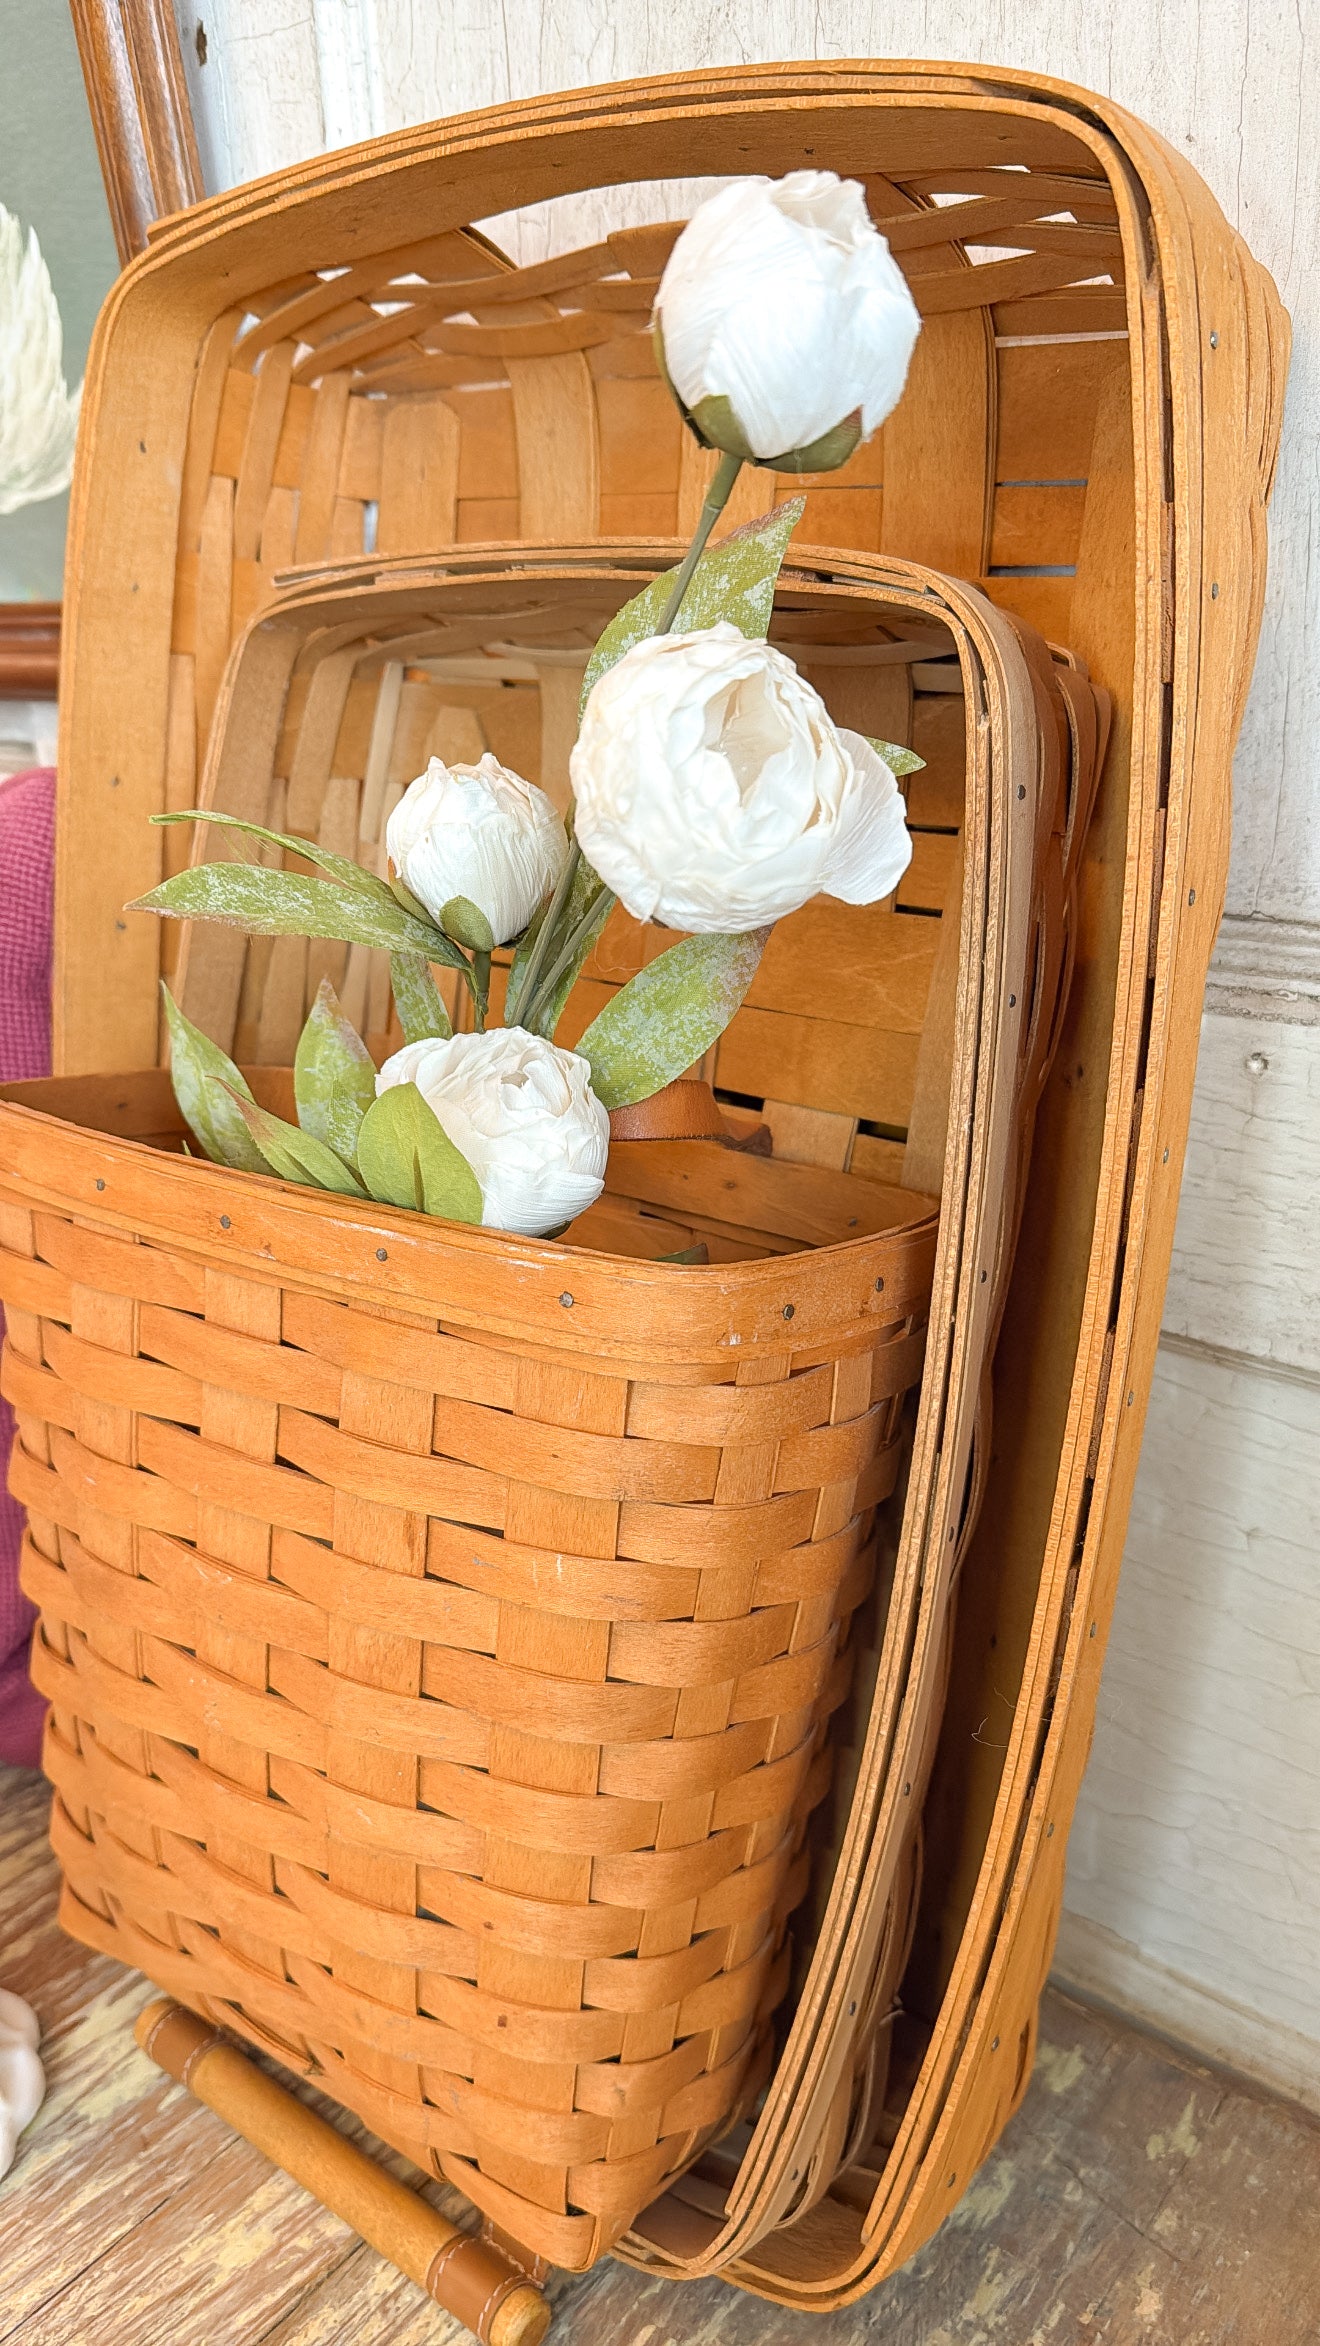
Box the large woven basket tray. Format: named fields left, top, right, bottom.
left=166, top=538, right=1103, bottom=2251
left=6, top=550, right=1069, bottom=2266
left=42, top=56, right=1287, bottom=2309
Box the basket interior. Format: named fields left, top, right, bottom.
left=171, top=571, right=983, bottom=1205
left=5, top=1064, right=935, bottom=1272
left=170, top=147, right=1125, bottom=739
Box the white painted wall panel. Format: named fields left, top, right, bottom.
left=1164, top=1013, right=1320, bottom=1377
left=1062, top=1343, right=1320, bottom=2090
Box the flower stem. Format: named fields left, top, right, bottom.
left=657, top=449, right=744, bottom=634
left=471, top=949, right=491, bottom=1032
left=523, top=887, right=616, bottom=1033
left=512, top=454, right=742, bottom=1039
left=507, top=854, right=578, bottom=1028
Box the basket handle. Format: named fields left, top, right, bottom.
left=134, top=1999, right=552, bottom=2345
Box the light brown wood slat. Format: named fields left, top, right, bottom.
left=906, top=696, right=968, bottom=829
left=897, top=167, right=1119, bottom=213
left=508, top=353, right=600, bottom=540
left=376, top=398, right=460, bottom=556
left=285, top=648, right=361, bottom=831
left=993, top=289, right=1129, bottom=334
left=292, top=372, right=352, bottom=565
left=233, top=344, right=297, bottom=562
left=901, top=837, right=965, bottom=1196
left=917, top=247, right=1123, bottom=314
left=260, top=486, right=299, bottom=581
left=989, top=483, right=1088, bottom=569
left=177, top=310, right=245, bottom=554
left=879, top=190, right=1116, bottom=252
left=211, top=368, right=255, bottom=480
left=881, top=311, right=994, bottom=577
left=716, top=1003, right=923, bottom=1127
left=995, top=337, right=1122, bottom=481
left=898, top=832, right=959, bottom=912
left=192, top=474, right=235, bottom=763
left=338, top=397, right=384, bottom=502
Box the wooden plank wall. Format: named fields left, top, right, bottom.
left=169, top=0, right=1320, bottom=2107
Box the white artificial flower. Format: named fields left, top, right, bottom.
left=0, top=1987, right=44, bottom=2180
left=571, top=623, right=912, bottom=932
left=386, top=753, right=568, bottom=945
left=0, top=206, right=82, bottom=517
left=377, top=1028, right=608, bottom=1238
left=654, top=171, right=920, bottom=468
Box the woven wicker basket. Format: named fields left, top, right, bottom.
left=2, top=1071, right=934, bottom=2267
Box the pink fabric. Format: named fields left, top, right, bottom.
left=0, top=768, right=54, bottom=1769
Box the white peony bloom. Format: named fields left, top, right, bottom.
left=654, top=171, right=920, bottom=469
left=0, top=1987, right=44, bottom=2181
left=0, top=206, right=82, bottom=517
left=386, top=753, right=568, bottom=945
left=571, top=623, right=912, bottom=932
left=377, top=1028, right=609, bottom=1237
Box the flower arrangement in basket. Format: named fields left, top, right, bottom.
left=7, top=170, right=948, bottom=2281
left=136, top=175, right=924, bottom=1229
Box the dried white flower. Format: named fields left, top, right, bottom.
left=654, top=172, right=920, bottom=471
left=376, top=1028, right=609, bottom=1237
left=571, top=623, right=912, bottom=931
left=386, top=753, right=568, bottom=946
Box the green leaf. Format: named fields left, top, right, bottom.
left=131, top=863, right=465, bottom=962
left=294, top=979, right=377, bottom=1159
left=580, top=499, right=806, bottom=712
left=355, top=1084, right=484, bottom=1223
left=440, top=895, right=495, bottom=953
left=390, top=873, right=438, bottom=925
left=657, top=1242, right=710, bottom=1265
left=389, top=952, right=453, bottom=1044
left=161, top=985, right=268, bottom=1173
left=222, top=1085, right=368, bottom=1196
left=153, top=808, right=387, bottom=898
left=576, top=928, right=770, bottom=1110
left=867, top=736, right=927, bottom=779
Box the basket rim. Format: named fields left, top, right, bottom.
left=131, top=63, right=1129, bottom=274
left=0, top=1075, right=939, bottom=1362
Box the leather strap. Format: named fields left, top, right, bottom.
left=425, top=2232, right=541, bottom=2342
left=608, top=1078, right=732, bottom=1142
left=139, top=1999, right=225, bottom=2090
left=609, top=1076, right=772, bottom=1153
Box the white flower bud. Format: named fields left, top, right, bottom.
left=654, top=171, right=920, bottom=469
left=386, top=753, right=568, bottom=945
left=376, top=1028, right=609, bottom=1238
left=0, top=1987, right=44, bottom=2180
left=570, top=624, right=912, bottom=933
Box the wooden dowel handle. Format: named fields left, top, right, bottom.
left=135, top=1999, right=551, bottom=2346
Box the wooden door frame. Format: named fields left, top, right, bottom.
left=8, top=7, right=204, bottom=703
left=67, top=0, right=203, bottom=262
left=0, top=606, right=61, bottom=699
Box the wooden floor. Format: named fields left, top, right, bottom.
left=3, top=1764, right=1318, bottom=2345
